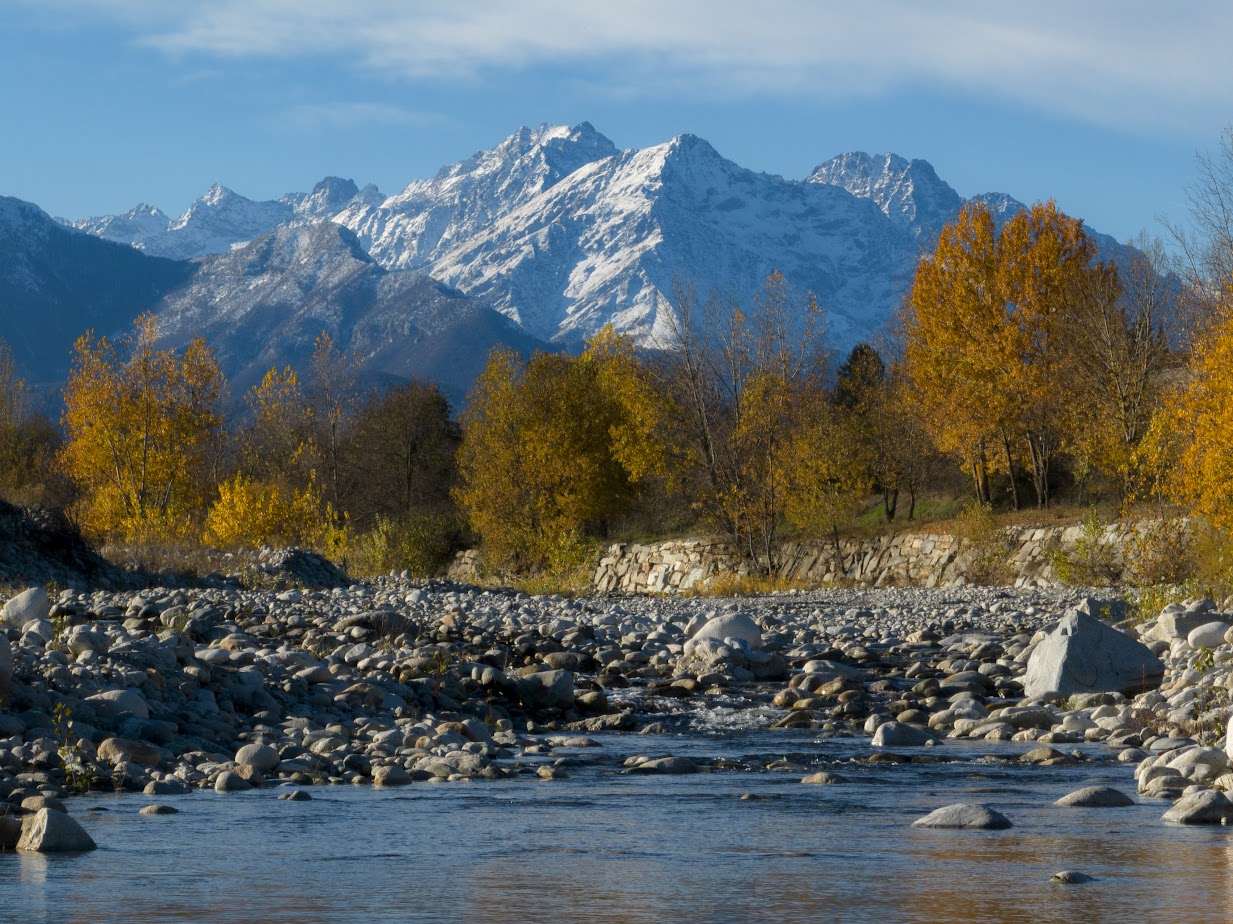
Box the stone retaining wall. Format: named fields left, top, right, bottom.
left=448, top=521, right=1154, bottom=594
left=589, top=522, right=1143, bottom=594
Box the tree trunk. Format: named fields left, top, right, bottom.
left=1026, top=433, right=1051, bottom=509
left=1000, top=429, right=1020, bottom=511
left=883, top=489, right=898, bottom=522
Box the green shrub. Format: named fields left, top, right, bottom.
left=348, top=512, right=461, bottom=578
left=1051, top=507, right=1121, bottom=586
left=1124, top=518, right=1195, bottom=588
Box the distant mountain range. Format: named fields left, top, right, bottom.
left=0, top=122, right=1135, bottom=405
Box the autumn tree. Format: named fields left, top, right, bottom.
left=1166, top=125, right=1233, bottom=337
left=304, top=332, right=364, bottom=511
left=902, top=200, right=1113, bottom=508
left=1160, top=308, right=1233, bottom=531
left=241, top=365, right=313, bottom=484
left=834, top=342, right=936, bottom=521
left=60, top=313, right=224, bottom=539
left=659, top=273, right=867, bottom=570
left=1059, top=235, right=1178, bottom=499
left=455, top=330, right=667, bottom=572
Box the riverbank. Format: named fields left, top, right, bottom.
left=2, top=572, right=1233, bottom=852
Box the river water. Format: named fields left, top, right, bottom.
left=5, top=709, right=1233, bottom=924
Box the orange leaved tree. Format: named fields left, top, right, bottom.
left=59, top=313, right=224, bottom=540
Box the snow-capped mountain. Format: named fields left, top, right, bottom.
left=67, top=123, right=1136, bottom=357
left=150, top=221, right=547, bottom=401
left=281, top=176, right=384, bottom=221
left=338, top=123, right=620, bottom=272
left=414, top=132, right=911, bottom=348
left=69, top=177, right=384, bottom=263
left=807, top=152, right=964, bottom=242
left=70, top=203, right=171, bottom=249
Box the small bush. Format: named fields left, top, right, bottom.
left=348, top=513, right=461, bottom=578
left=687, top=571, right=800, bottom=596
left=955, top=502, right=1015, bottom=585
left=1051, top=507, right=1121, bottom=585
left=1123, top=518, right=1195, bottom=588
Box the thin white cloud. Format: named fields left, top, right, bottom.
left=274, top=101, right=439, bottom=133
left=22, top=0, right=1233, bottom=131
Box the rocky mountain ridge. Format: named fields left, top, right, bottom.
left=65, top=123, right=1123, bottom=354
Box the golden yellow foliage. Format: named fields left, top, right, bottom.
left=203, top=472, right=342, bottom=550
left=1163, top=311, right=1233, bottom=531
left=455, top=331, right=668, bottom=571
left=902, top=200, right=1109, bottom=508
left=59, top=313, right=224, bottom=540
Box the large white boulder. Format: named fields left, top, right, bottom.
left=1188, top=621, right=1231, bottom=650
left=912, top=803, right=1012, bottom=829
left=17, top=809, right=97, bottom=852
left=515, top=669, right=575, bottom=710
left=684, top=612, right=762, bottom=657
left=2, top=587, right=49, bottom=630
left=1023, top=611, right=1163, bottom=699
left=235, top=743, right=281, bottom=773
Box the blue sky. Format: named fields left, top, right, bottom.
left=3, top=1, right=1231, bottom=244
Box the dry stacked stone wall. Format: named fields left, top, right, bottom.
left=587, top=522, right=1144, bottom=594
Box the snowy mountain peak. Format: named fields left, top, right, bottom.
left=145, top=185, right=295, bottom=260
left=69, top=202, right=170, bottom=247
left=808, top=151, right=962, bottom=239
left=283, top=176, right=363, bottom=219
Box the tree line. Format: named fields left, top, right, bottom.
left=3, top=129, right=1233, bottom=581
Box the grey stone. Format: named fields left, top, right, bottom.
left=912, top=803, right=1013, bottom=830
left=801, top=771, right=846, bottom=784
left=17, top=808, right=97, bottom=852
left=139, top=805, right=178, bottom=815
left=373, top=764, right=411, bottom=787
left=627, top=756, right=699, bottom=775
left=1054, top=785, right=1134, bottom=807
left=1162, top=789, right=1233, bottom=825
left=2, top=587, right=49, bottom=630
left=800, top=660, right=868, bottom=683
left=214, top=771, right=252, bottom=793
left=98, top=737, right=161, bottom=767
left=1023, top=611, right=1163, bottom=698
left=1188, top=621, right=1231, bottom=650
left=144, top=780, right=191, bottom=796
left=1051, top=871, right=1095, bottom=884
left=235, top=743, right=281, bottom=773
left=22, top=795, right=66, bottom=814
left=515, top=670, right=575, bottom=710
left=66, top=627, right=110, bottom=657
left=1155, top=610, right=1216, bottom=642
left=86, top=689, right=150, bottom=720
left=871, top=721, right=936, bottom=747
